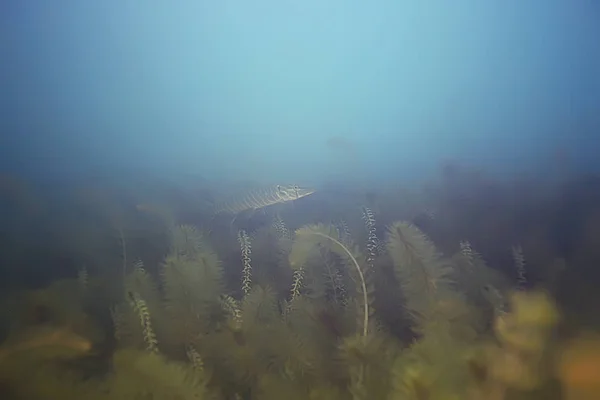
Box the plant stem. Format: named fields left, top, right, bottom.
left=310, top=232, right=369, bottom=337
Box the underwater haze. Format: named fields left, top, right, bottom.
left=4, top=2, right=600, bottom=400
left=2, top=0, right=599, bottom=185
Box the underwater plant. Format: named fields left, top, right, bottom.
left=361, top=206, right=380, bottom=272
left=386, top=221, right=463, bottom=333
left=127, top=290, right=159, bottom=353
left=238, top=229, right=253, bottom=297
left=511, top=245, right=527, bottom=290
left=105, top=348, right=211, bottom=399
left=2, top=174, right=591, bottom=400
left=557, top=332, right=600, bottom=400
left=468, top=290, right=560, bottom=400
left=290, top=223, right=370, bottom=337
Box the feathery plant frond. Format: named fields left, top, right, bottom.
left=212, top=285, right=283, bottom=387
left=77, top=266, right=88, bottom=291
left=482, top=284, right=508, bottom=319
left=389, top=323, right=474, bottom=400
left=110, top=305, right=125, bottom=342
left=272, top=214, right=292, bottom=240
left=125, top=260, right=155, bottom=293
left=117, top=226, right=128, bottom=279
left=241, top=285, right=279, bottom=330
left=162, top=225, right=224, bottom=343
left=290, top=223, right=369, bottom=337
left=479, top=291, right=559, bottom=394
left=334, top=219, right=352, bottom=245
left=248, top=224, right=294, bottom=295
left=452, top=240, right=511, bottom=332
left=274, top=296, right=335, bottom=381
left=113, top=260, right=163, bottom=350
left=386, top=221, right=455, bottom=331
left=128, top=291, right=159, bottom=353
left=459, top=240, right=475, bottom=267
left=170, top=224, right=208, bottom=261
left=319, top=246, right=347, bottom=306
left=361, top=207, right=380, bottom=271
left=238, top=230, right=253, bottom=296
left=109, top=349, right=209, bottom=399
left=124, top=259, right=161, bottom=313
left=220, top=294, right=243, bottom=331
left=162, top=254, right=223, bottom=339
left=186, top=344, right=205, bottom=373
left=511, top=244, right=527, bottom=290
left=338, top=331, right=399, bottom=400
left=289, top=268, right=304, bottom=306
left=455, top=239, right=489, bottom=274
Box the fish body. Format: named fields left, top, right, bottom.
left=213, top=185, right=314, bottom=215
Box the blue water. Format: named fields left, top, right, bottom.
left=1, top=0, right=598, bottom=186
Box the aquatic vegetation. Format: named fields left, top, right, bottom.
left=238, top=230, right=253, bottom=296
left=557, top=332, right=600, bottom=400
left=105, top=349, right=211, bottom=399
left=387, top=221, right=462, bottom=333
left=361, top=206, right=379, bottom=271
left=127, top=291, right=159, bottom=353
left=469, top=290, right=560, bottom=400
left=290, top=223, right=371, bottom=337
left=512, top=245, right=528, bottom=290
left=1, top=176, right=595, bottom=400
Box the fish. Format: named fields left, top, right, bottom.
left=212, top=185, right=315, bottom=216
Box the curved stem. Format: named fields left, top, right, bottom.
left=311, top=232, right=369, bottom=337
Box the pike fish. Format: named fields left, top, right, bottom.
left=213, top=184, right=315, bottom=216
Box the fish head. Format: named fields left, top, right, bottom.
left=276, top=185, right=315, bottom=201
